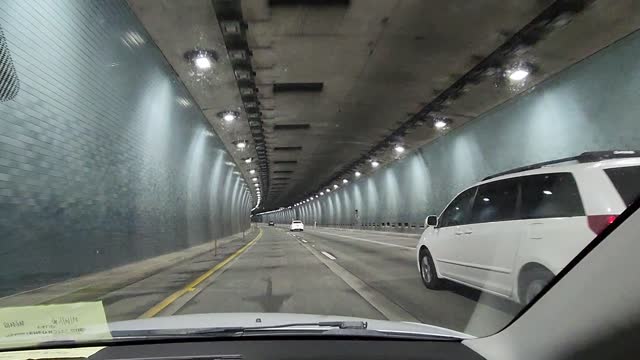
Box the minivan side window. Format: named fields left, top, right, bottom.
left=470, top=178, right=519, bottom=224
left=439, top=187, right=477, bottom=227
left=520, top=173, right=584, bottom=219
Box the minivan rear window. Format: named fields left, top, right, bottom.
left=520, top=173, right=584, bottom=219
left=604, top=166, right=640, bottom=207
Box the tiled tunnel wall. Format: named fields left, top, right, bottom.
left=0, top=1, right=252, bottom=296
left=262, top=29, right=640, bottom=230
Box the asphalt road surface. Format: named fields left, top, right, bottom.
left=174, top=226, right=522, bottom=336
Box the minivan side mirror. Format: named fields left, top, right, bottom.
left=425, top=215, right=438, bottom=227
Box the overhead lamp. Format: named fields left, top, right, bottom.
left=326, top=188, right=331, bottom=193
left=394, top=145, right=405, bottom=153
left=355, top=171, right=361, bottom=177
left=235, top=140, right=248, bottom=149
left=252, top=177, right=258, bottom=182
left=434, top=119, right=448, bottom=129
left=320, top=191, right=324, bottom=195
left=315, top=195, right=319, bottom=199
left=333, top=184, right=339, bottom=189
left=342, top=179, right=349, bottom=184
left=218, top=110, right=239, bottom=122
left=254, top=183, right=259, bottom=187
left=508, top=68, right=529, bottom=81
left=371, top=160, right=380, bottom=168
left=195, top=56, right=212, bottom=69
left=184, top=49, right=218, bottom=70
left=244, top=157, right=252, bottom=163
left=249, top=169, right=256, bottom=175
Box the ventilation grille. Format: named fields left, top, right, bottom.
left=273, top=82, right=323, bottom=93
left=274, top=124, right=311, bottom=131
left=0, top=27, right=20, bottom=102
left=274, top=160, right=297, bottom=164
left=273, top=146, right=302, bottom=151
left=269, top=0, right=349, bottom=6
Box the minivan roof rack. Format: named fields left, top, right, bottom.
left=482, top=150, right=639, bottom=181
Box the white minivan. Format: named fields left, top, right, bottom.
left=416, top=151, right=640, bottom=304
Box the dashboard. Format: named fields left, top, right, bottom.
left=88, top=338, right=484, bottom=360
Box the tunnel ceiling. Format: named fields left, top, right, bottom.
left=128, top=0, right=640, bottom=212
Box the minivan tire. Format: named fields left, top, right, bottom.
left=420, top=248, right=441, bottom=289
left=521, top=267, right=554, bottom=304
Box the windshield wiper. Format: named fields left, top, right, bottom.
left=190, top=320, right=368, bottom=335
left=113, top=320, right=460, bottom=341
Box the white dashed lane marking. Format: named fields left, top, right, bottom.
left=321, top=251, right=337, bottom=260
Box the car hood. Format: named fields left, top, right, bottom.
left=109, top=312, right=471, bottom=339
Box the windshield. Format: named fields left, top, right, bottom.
left=1, top=0, right=640, bottom=351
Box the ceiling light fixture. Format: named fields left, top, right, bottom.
left=371, top=160, right=380, bottom=168
left=184, top=49, right=218, bottom=70
left=355, top=171, right=361, bottom=177
left=508, top=68, right=530, bottom=81
left=326, top=188, right=331, bottom=193
left=254, top=184, right=259, bottom=187
left=252, top=177, right=258, bottom=182
left=333, top=184, right=339, bottom=189
left=218, top=110, right=239, bottom=122
left=434, top=119, right=448, bottom=129
left=235, top=140, right=248, bottom=150
left=249, top=169, right=256, bottom=175
left=394, top=145, right=405, bottom=153
left=244, top=157, right=252, bottom=164
left=194, top=56, right=212, bottom=69
left=342, top=179, right=348, bottom=184
left=320, top=192, right=324, bottom=195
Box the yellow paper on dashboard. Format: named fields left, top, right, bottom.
left=0, top=302, right=111, bottom=349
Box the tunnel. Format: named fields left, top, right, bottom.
left=1, top=0, right=640, bottom=342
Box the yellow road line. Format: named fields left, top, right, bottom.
left=139, top=228, right=264, bottom=318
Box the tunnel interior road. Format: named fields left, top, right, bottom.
left=2, top=0, right=640, bottom=350
left=171, top=226, right=519, bottom=335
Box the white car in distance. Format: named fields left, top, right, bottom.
left=417, top=151, right=640, bottom=304
left=290, top=220, right=304, bottom=232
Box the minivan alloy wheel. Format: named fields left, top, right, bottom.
left=419, top=250, right=441, bottom=289
left=421, top=256, right=432, bottom=283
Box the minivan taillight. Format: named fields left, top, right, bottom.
left=587, top=215, right=617, bottom=234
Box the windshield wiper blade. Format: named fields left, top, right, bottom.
left=113, top=321, right=368, bottom=339
left=190, top=320, right=368, bottom=335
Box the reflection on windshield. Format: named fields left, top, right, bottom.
left=1, top=0, right=639, bottom=350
